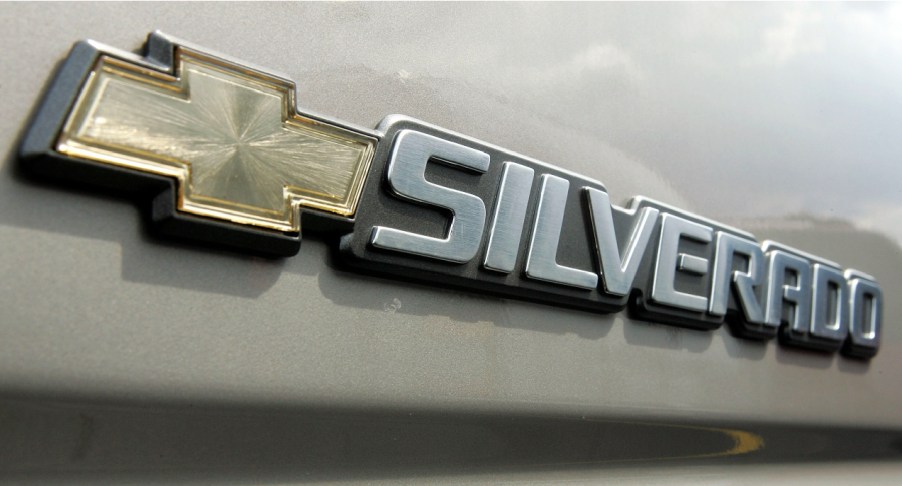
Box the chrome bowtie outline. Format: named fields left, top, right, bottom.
left=19, top=32, right=883, bottom=359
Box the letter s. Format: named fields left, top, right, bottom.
left=370, top=130, right=490, bottom=263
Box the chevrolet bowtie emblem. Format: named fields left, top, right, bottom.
left=59, top=50, right=375, bottom=232
left=29, top=33, right=374, bottom=238
left=20, top=32, right=884, bottom=359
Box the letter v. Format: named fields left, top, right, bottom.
left=584, top=188, right=659, bottom=296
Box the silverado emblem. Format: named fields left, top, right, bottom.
left=20, top=32, right=883, bottom=359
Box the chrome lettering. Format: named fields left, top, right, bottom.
left=809, top=264, right=849, bottom=347
left=483, top=162, right=535, bottom=273
left=371, top=130, right=489, bottom=263
left=525, top=174, right=598, bottom=289
left=845, top=270, right=883, bottom=358
left=651, top=214, right=713, bottom=312
left=585, top=188, right=659, bottom=296
left=709, top=232, right=766, bottom=324
left=764, top=247, right=812, bottom=334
